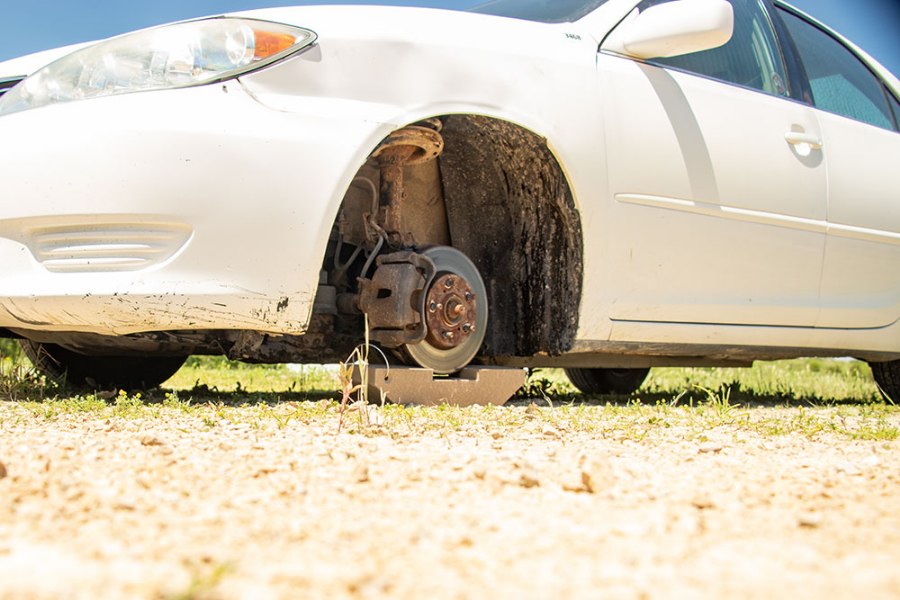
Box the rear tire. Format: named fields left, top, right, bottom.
left=869, top=360, right=900, bottom=402
left=565, top=367, right=649, bottom=395
left=20, top=340, right=186, bottom=391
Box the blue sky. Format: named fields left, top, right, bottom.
left=1, top=0, right=898, bottom=76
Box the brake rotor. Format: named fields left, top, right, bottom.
left=401, top=246, right=488, bottom=375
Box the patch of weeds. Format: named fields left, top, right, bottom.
left=0, top=342, right=55, bottom=402
left=649, top=359, right=882, bottom=405
left=701, top=383, right=740, bottom=421
left=167, top=561, right=231, bottom=600
left=22, top=394, right=104, bottom=420
left=163, top=391, right=194, bottom=412
left=209, top=401, right=232, bottom=425
left=835, top=405, right=900, bottom=441
left=646, top=414, right=672, bottom=428
left=288, top=399, right=340, bottom=425
left=337, top=317, right=390, bottom=433
left=113, top=389, right=145, bottom=416
left=431, top=404, right=467, bottom=432
left=847, top=418, right=899, bottom=441
left=558, top=403, right=601, bottom=434
left=199, top=413, right=219, bottom=429
left=270, top=407, right=294, bottom=430
left=789, top=407, right=830, bottom=438
left=516, top=369, right=577, bottom=403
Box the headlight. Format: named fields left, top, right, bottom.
left=0, top=18, right=316, bottom=116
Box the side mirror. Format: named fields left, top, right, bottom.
left=604, top=0, right=734, bottom=60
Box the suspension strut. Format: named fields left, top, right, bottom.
left=371, top=120, right=444, bottom=247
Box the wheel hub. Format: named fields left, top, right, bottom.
left=369, top=245, right=487, bottom=375
left=424, top=273, right=477, bottom=350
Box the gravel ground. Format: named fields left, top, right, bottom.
left=0, top=401, right=898, bottom=599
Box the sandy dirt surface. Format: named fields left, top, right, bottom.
left=0, top=401, right=898, bottom=599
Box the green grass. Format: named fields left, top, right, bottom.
left=519, top=359, right=882, bottom=406
left=1, top=338, right=897, bottom=442
left=643, top=358, right=882, bottom=405
left=169, top=355, right=340, bottom=395
left=0, top=339, right=53, bottom=402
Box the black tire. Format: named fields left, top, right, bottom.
left=565, top=367, right=650, bottom=395
left=20, top=340, right=186, bottom=391
left=869, top=360, right=900, bottom=402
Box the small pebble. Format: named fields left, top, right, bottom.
left=353, top=463, right=370, bottom=483
left=518, top=472, right=540, bottom=488
left=861, top=455, right=880, bottom=468
left=0, top=460, right=7, bottom=480
left=562, top=475, right=587, bottom=493
left=692, top=496, right=716, bottom=510
left=835, top=462, right=861, bottom=476
left=798, top=513, right=823, bottom=528
left=699, top=444, right=724, bottom=454
left=581, top=456, right=615, bottom=494
left=139, top=435, right=165, bottom=447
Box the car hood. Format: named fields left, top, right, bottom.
left=238, top=5, right=593, bottom=60
left=0, top=4, right=597, bottom=80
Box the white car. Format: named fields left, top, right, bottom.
left=0, top=0, right=898, bottom=398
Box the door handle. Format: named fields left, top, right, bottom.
left=785, top=131, right=823, bottom=149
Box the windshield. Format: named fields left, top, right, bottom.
left=469, top=0, right=610, bottom=23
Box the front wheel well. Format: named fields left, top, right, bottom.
left=438, top=115, right=583, bottom=357
left=325, top=114, right=584, bottom=362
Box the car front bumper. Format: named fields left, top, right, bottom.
left=0, top=79, right=384, bottom=335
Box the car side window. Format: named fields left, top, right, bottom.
left=890, top=91, right=900, bottom=131
left=637, top=0, right=789, bottom=97
left=777, top=8, right=895, bottom=131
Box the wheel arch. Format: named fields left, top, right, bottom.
left=436, top=114, right=584, bottom=357
left=325, top=109, right=584, bottom=359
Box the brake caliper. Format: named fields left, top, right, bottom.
left=357, top=251, right=436, bottom=347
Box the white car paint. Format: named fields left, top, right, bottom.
left=817, top=115, right=900, bottom=329
left=599, top=56, right=828, bottom=328
left=0, top=0, right=897, bottom=364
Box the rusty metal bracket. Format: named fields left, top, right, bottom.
left=353, top=365, right=525, bottom=406
left=357, top=251, right=436, bottom=347
left=371, top=124, right=444, bottom=247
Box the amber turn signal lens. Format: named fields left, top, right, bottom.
left=253, top=30, right=298, bottom=59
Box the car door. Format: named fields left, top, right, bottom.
left=597, top=0, right=826, bottom=328
left=776, top=6, right=900, bottom=330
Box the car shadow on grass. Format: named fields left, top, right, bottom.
left=137, top=379, right=886, bottom=409
left=513, top=387, right=888, bottom=408
left=150, top=385, right=341, bottom=407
